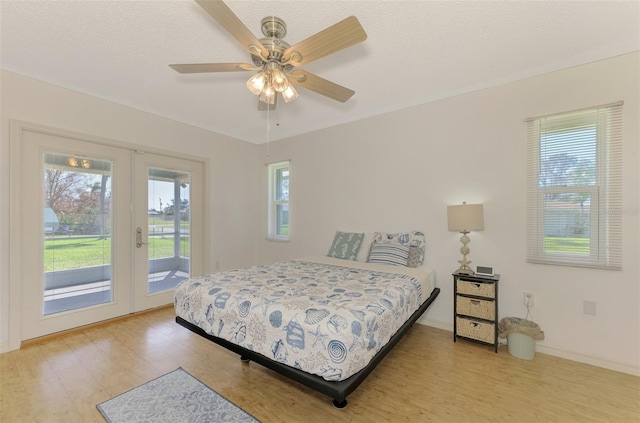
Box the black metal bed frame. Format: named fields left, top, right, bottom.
left=175, top=286, right=440, bottom=408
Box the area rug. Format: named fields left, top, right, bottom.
left=97, top=367, right=260, bottom=423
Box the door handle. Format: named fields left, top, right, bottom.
left=136, top=227, right=148, bottom=248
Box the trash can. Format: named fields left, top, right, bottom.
left=498, top=317, right=544, bottom=360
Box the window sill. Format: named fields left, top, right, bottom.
left=527, top=258, right=621, bottom=271
left=266, top=237, right=290, bottom=243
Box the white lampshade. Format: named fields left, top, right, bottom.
left=447, top=202, right=484, bottom=232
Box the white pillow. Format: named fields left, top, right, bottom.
left=356, top=232, right=374, bottom=262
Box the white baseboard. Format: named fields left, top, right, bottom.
left=536, top=344, right=640, bottom=377
left=416, top=319, right=639, bottom=377
left=416, top=317, right=452, bottom=332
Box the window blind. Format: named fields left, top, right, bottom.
left=526, top=102, right=622, bottom=269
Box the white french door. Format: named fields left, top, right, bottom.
left=16, top=125, right=205, bottom=340
left=132, top=152, right=204, bottom=311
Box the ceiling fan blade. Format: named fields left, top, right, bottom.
left=195, top=0, right=269, bottom=59
left=258, top=96, right=277, bottom=111
left=288, top=69, right=355, bottom=103
left=169, top=63, right=255, bottom=73
left=283, top=16, right=367, bottom=66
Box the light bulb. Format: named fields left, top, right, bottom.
left=271, top=68, right=289, bottom=92
left=259, top=85, right=276, bottom=104
left=247, top=72, right=266, bottom=95
left=282, top=84, right=298, bottom=103
left=67, top=157, right=79, bottom=167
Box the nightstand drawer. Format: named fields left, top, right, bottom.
left=456, top=296, right=495, bottom=320
left=456, top=316, right=495, bottom=344
left=456, top=280, right=495, bottom=298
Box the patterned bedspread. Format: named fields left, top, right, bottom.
left=174, top=256, right=433, bottom=381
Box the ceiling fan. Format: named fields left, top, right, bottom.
left=169, top=0, right=367, bottom=110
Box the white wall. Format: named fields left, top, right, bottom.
left=255, top=53, right=640, bottom=375
left=0, top=70, right=258, bottom=352
left=2, top=52, right=638, bottom=375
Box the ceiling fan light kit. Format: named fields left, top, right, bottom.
left=170, top=0, right=367, bottom=109
left=248, top=59, right=298, bottom=104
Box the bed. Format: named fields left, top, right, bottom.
left=174, top=232, right=440, bottom=407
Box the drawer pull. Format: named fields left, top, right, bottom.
left=470, top=300, right=481, bottom=305
left=474, top=283, right=481, bottom=289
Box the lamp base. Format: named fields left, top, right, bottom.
left=456, top=230, right=474, bottom=275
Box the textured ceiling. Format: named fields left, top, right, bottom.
left=2, top=0, right=638, bottom=144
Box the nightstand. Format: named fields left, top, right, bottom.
left=453, top=271, right=500, bottom=352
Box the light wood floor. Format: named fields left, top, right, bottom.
left=1, top=306, right=638, bottom=422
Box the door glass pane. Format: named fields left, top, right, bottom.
left=43, top=152, right=113, bottom=315
left=147, top=168, right=190, bottom=293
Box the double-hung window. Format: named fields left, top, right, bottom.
left=526, top=102, right=622, bottom=269
left=267, top=161, right=290, bottom=241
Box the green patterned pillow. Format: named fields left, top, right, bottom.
left=327, top=231, right=365, bottom=260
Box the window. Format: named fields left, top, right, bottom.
left=526, top=102, right=622, bottom=269
left=268, top=161, right=290, bottom=240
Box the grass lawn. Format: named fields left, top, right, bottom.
left=544, top=236, right=590, bottom=255
left=44, top=236, right=189, bottom=271
left=148, top=216, right=189, bottom=230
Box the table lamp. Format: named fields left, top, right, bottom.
left=447, top=202, right=484, bottom=275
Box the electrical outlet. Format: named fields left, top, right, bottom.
left=524, top=291, right=534, bottom=307
left=583, top=300, right=596, bottom=316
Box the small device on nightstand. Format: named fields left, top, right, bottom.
left=475, top=266, right=494, bottom=276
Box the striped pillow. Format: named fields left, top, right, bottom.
left=367, top=243, right=410, bottom=266
left=372, top=231, right=426, bottom=265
